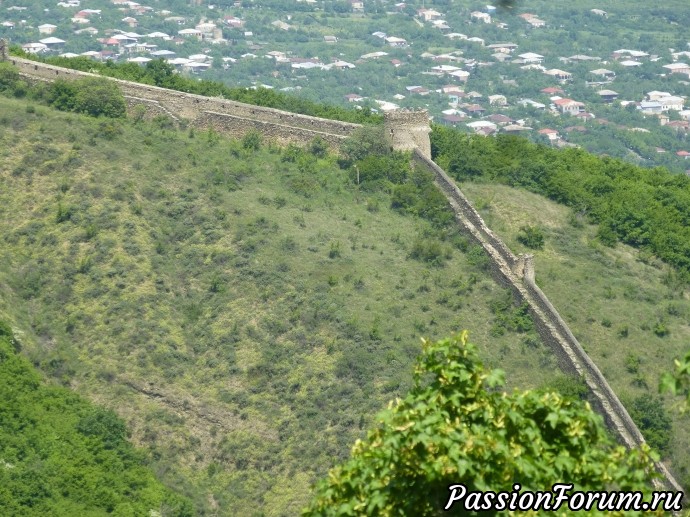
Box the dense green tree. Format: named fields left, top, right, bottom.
left=46, top=78, right=126, bottom=118
left=661, top=350, right=690, bottom=413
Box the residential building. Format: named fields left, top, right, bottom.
left=38, top=24, right=58, bottom=35
left=554, top=98, right=585, bottom=115
left=543, top=69, right=572, bottom=82
left=470, top=11, right=491, bottom=24
left=538, top=128, right=560, bottom=141
left=385, top=36, right=408, bottom=47
left=663, top=63, right=690, bottom=75
left=590, top=68, right=616, bottom=80
left=350, top=0, right=364, bottom=12
left=417, top=9, right=443, bottom=21
left=598, top=90, right=618, bottom=102
left=488, top=94, right=507, bottom=106
left=518, top=52, right=544, bottom=64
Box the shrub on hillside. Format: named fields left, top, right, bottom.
left=47, top=78, right=125, bottom=118
left=516, top=224, right=545, bottom=250
left=0, top=62, right=28, bottom=97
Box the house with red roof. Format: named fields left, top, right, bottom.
left=553, top=98, right=585, bottom=115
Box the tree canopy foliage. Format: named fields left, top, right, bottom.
left=305, top=332, right=660, bottom=516
left=0, top=324, right=192, bottom=516
left=661, top=350, right=690, bottom=413
left=46, top=78, right=126, bottom=118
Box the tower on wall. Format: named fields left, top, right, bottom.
left=383, top=109, right=432, bottom=158
left=0, top=39, right=8, bottom=61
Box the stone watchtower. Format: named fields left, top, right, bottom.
left=0, top=39, right=8, bottom=61
left=383, top=109, right=432, bottom=159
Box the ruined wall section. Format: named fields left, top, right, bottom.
left=412, top=149, right=684, bottom=493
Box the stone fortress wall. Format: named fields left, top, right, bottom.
left=411, top=149, right=684, bottom=494
left=2, top=45, right=682, bottom=493
left=4, top=54, right=362, bottom=149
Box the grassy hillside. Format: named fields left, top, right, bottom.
left=461, top=181, right=690, bottom=488
left=0, top=96, right=565, bottom=514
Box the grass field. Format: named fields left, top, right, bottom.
left=462, top=180, right=690, bottom=489
left=0, top=96, right=569, bottom=514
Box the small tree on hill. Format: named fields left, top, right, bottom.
left=517, top=225, right=545, bottom=250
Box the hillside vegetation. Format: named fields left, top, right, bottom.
left=0, top=94, right=567, bottom=514
left=431, top=126, right=690, bottom=487
left=432, top=128, right=690, bottom=280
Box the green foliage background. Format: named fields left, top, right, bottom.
left=432, top=127, right=690, bottom=280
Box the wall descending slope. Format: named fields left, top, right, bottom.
left=411, top=149, right=684, bottom=494
left=2, top=41, right=681, bottom=494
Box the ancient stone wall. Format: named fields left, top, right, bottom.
left=3, top=43, right=679, bottom=493
left=411, top=148, right=684, bottom=494
left=7, top=55, right=360, bottom=149
left=2, top=49, right=432, bottom=153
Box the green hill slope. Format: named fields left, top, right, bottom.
left=461, top=181, right=690, bottom=489
left=0, top=96, right=565, bottom=514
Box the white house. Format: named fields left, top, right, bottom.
left=518, top=52, right=544, bottom=64
left=39, top=37, right=66, bottom=49
left=488, top=94, right=507, bottom=106
left=660, top=96, right=685, bottom=111
left=647, top=91, right=672, bottom=101
left=385, top=36, right=408, bottom=47
left=470, top=11, right=491, bottom=23
left=417, top=9, right=443, bottom=21
left=178, top=28, right=202, bottom=40
left=21, top=42, right=48, bottom=53
left=553, top=98, right=585, bottom=115
left=663, top=63, right=690, bottom=75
